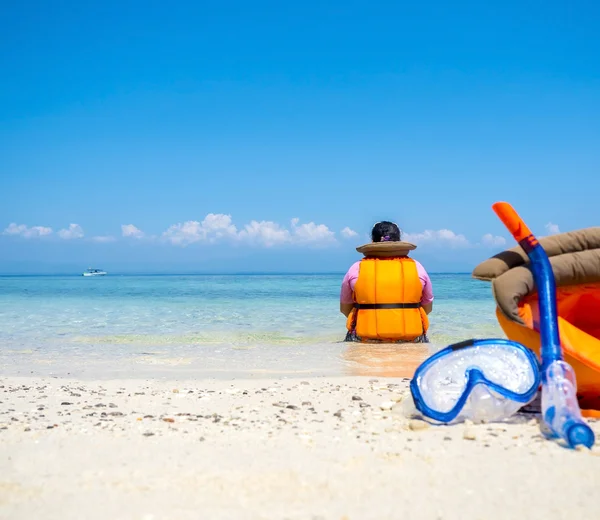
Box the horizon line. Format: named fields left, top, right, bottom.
left=0, top=271, right=474, bottom=277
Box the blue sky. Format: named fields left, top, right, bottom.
left=1, top=1, right=599, bottom=273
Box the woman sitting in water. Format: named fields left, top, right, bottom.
left=340, top=221, right=434, bottom=343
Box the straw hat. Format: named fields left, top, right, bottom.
left=356, top=240, right=417, bottom=257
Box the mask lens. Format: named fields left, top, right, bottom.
left=415, top=342, right=538, bottom=414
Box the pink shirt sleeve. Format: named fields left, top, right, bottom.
left=414, top=260, right=434, bottom=305
left=340, top=261, right=361, bottom=304
left=340, top=259, right=434, bottom=306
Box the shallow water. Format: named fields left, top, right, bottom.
left=0, top=274, right=504, bottom=380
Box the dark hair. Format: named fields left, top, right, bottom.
left=371, top=221, right=401, bottom=242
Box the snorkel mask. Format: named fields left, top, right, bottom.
left=410, top=338, right=540, bottom=423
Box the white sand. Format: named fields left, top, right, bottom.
left=1, top=375, right=599, bottom=520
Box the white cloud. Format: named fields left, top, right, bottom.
left=3, top=223, right=53, bottom=238
left=341, top=226, right=358, bottom=238
left=238, top=220, right=291, bottom=247
left=403, top=229, right=470, bottom=248
left=162, top=221, right=204, bottom=246
left=3, top=215, right=519, bottom=252
left=121, top=224, right=145, bottom=239
left=481, top=233, right=507, bottom=247
left=402, top=229, right=507, bottom=249
left=58, top=223, right=84, bottom=240
left=91, top=236, right=116, bottom=243
left=201, top=213, right=238, bottom=241
left=290, top=219, right=336, bottom=244
left=161, top=215, right=336, bottom=247
left=545, top=222, right=560, bottom=235
left=162, top=213, right=238, bottom=246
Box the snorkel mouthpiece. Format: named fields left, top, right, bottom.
left=542, top=361, right=595, bottom=449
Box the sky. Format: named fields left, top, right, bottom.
left=1, top=1, right=599, bottom=273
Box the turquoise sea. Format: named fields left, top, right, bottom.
left=0, top=274, right=504, bottom=380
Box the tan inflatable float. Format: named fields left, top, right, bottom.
left=472, top=227, right=600, bottom=416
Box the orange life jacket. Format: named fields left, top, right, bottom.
left=346, top=256, right=429, bottom=341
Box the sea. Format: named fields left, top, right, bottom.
left=0, top=274, right=504, bottom=380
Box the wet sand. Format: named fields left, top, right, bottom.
left=1, top=375, right=600, bottom=520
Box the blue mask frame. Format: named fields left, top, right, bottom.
left=410, top=338, right=541, bottom=423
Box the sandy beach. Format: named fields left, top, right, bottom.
left=1, top=375, right=599, bottom=520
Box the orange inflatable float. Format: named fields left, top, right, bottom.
left=472, top=227, right=600, bottom=417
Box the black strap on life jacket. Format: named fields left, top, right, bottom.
left=353, top=303, right=421, bottom=309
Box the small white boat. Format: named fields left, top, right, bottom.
left=83, top=268, right=107, bottom=277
